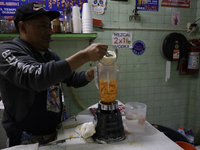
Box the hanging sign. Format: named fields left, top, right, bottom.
left=112, top=32, right=132, bottom=49
left=92, top=0, right=106, bottom=15
left=132, top=40, right=146, bottom=55
left=136, top=0, right=159, bottom=11
left=0, top=0, right=87, bottom=19
left=161, top=0, right=190, bottom=8
left=0, top=0, right=23, bottom=19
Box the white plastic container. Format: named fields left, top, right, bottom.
left=72, top=17, right=81, bottom=33
left=72, top=6, right=81, bottom=33
left=82, top=3, right=93, bottom=33
left=125, top=102, right=147, bottom=134
left=178, top=127, right=186, bottom=136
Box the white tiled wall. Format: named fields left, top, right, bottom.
left=50, top=0, right=200, bottom=145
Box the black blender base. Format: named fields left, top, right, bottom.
left=93, top=102, right=125, bottom=144
left=93, top=133, right=125, bottom=144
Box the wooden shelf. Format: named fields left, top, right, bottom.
left=0, top=33, right=97, bottom=41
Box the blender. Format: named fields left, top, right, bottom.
left=93, top=46, right=125, bottom=144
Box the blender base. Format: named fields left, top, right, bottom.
left=93, top=101, right=125, bottom=144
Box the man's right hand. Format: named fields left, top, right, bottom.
left=65, top=43, right=108, bottom=72
left=83, top=43, right=108, bottom=62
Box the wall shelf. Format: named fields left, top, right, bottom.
left=0, top=33, right=98, bottom=41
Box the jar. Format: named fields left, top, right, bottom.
left=0, top=18, right=8, bottom=33
left=8, top=17, right=17, bottom=33
left=64, top=8, right=72, bottom=33
left=52, top=17, right=61, bottom=33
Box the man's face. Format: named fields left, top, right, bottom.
left=24, top=15, right=52, bottom=51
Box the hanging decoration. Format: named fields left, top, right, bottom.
left=92, top=0, right=106, bottom=15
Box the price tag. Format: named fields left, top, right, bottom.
left=112, top=32, right=132, bottom=49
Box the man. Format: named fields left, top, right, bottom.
left=0, top=2, right=107, bottom=147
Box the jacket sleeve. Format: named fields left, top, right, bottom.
left=49, top=49, right=90, bottom=88
left=0, top=42, right=72, bottom=92
left=63, top=71, right=89, bottom=88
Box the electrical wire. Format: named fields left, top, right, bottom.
left=191, top=17, right=200, bottom=24
left=70, top=87, right=86, bottom=110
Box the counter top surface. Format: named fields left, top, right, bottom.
left=1, top=102, right=184, bottom=150
left=38, top=102, right=183, bottom=150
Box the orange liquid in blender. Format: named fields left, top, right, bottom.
left=99, top=78, right=117, bottom=104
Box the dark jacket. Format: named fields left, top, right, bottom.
left=0, top=37, right=89, bottom=137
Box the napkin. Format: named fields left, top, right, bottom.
left=75, top=122, right=96, bottom=142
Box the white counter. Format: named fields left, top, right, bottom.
left=1, top=102, right=184, bottom=150
left=39, top=104, right=183, bottom=150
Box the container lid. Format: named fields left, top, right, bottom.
left=8, top=17, right=13, bottom=21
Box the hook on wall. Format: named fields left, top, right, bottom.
left=129, top=5, right=140, bottom=21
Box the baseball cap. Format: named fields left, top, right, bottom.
left=14, top=2, right=60, bottom=30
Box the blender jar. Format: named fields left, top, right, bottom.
left=95, top=65, right=120, bottom=104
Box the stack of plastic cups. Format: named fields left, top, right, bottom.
left=82, top=3, right=93, bottom=33
left=72, top=6, right=81, bottom=33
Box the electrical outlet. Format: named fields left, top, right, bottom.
left=129, top=15, right=140, bottom=21
left=129, top=15, right=135, bottom=21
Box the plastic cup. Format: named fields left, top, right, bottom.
left=73, top=17, right=81, bottom=33
left=72, top=6, right=80, bottom=18
left=82, top=29, right=93, bottom=33
left=82, top=26, right=93, bottom=29
left=82, top=23, right=93, bottom=26
left=82, top=25, right=93, bottom=30
left=82, top=3, right=92, bottom=20
left=125, top=102, right=147, bottom=134
left=82, top=19, right=93, bottom=24
left=82, top=21, right=92, bottom=25
left=83, top=31, right=93, bottom=33
left=82, top=28, right=93, bottom=32
left=82, top=20, right=92, bottom=30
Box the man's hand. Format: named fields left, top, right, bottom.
left=85, top=67, right=94, bottom=82
left=83, top=43, right=108, bottom=62
left=66, top=43, right=108, bottom=72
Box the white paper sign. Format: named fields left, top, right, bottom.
left=112, top=32, right=132, bottom=49
left=171, top=11, right=180, bottom=25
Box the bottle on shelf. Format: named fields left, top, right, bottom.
left=8, top=17, right=17, bottom=33
left=52, top=17, right=61, bottom=33
left=178, top=127, right=186, bottom=136
left=0, top=17, right=8, bottom=33
left=63, top=8, right=72, bottom=33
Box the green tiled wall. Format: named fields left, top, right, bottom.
left=50, top=0, right=200, bottom=144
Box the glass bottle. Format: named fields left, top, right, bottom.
left=64, top=8, right=72, bottom=33
left=8, top=17, right=17, bottom=33
left=0, top=17, right=8, bottom=33
left=53, top=17, right=61, bottom=33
